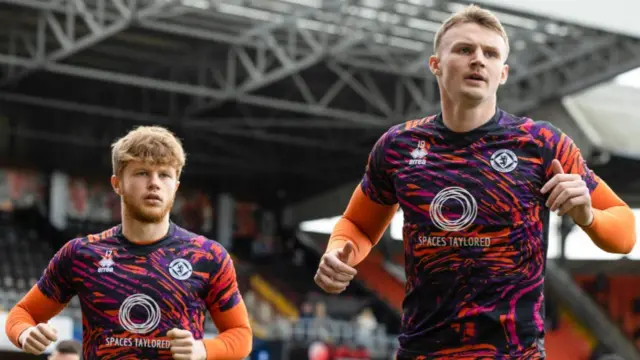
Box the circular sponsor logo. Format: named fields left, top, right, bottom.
left=430, top=187, right=478, bottom=232
left=118, top=294, right=161, bottom=334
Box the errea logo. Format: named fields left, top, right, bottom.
left=98, top=250, right=115, bottom=273
left=409, top=140, right=427, bottom=165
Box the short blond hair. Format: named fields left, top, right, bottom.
left=434, top=4, right=509, bottom=57
left=111, top=126, right=186, bottom=177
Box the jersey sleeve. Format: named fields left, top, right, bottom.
left=539, top=122, right=600, bottom=193
left=204, top=243, right=242, bottom=313
left=36, top=239, right=79, bottom=304
left=361, top=127, right=398, bottom=205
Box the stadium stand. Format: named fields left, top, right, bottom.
left=576, top=274, right=640, bottom=347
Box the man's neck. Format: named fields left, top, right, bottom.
left=440, top=95, right=497, bottom=133
left=121, top=215, right=170, bottom=245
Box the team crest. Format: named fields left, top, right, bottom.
left=490, top=149, right=518, bottom=173
left=168, top=258, right=192, bottom=280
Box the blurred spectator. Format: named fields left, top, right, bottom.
left=356, top=307, right=378, bottom=348
left=244, top=290, right=257, bottom=313
left=300, top=301, right=315, bottom=319
left=49, top=339, right=81, bottom=360
left=315, top=301, right=327, bottom=319
left=258, top=301, right=274, bottom=324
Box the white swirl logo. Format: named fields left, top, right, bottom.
left=429, top=187, right=478, bottom=231
left=118, top=294, right=161, bottom=334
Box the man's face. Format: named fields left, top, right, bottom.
left=49, top=351, right=80, bottom=360
left=430, top=22, right=509, bottom=104
left=111, top=161, right=180, bottom=224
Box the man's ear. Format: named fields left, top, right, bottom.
left=499, top=63, right=509, bottom=85
left=429, top=55, right=441, bottom=76
left=111, top=175, right=121, bottom=196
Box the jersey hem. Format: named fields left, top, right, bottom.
left=396, top=347, right=545, bottom=360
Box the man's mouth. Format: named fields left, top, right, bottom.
left=144, top=194, right=162, bottom=201
left=465, top=73, right=486, bottom=81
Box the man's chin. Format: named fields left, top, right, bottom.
left=460, top=88, right=487, bottom=100
left=129, top=206, right=170, bottom=224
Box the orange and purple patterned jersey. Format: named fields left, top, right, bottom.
left=37, top=223, right=241, bottom=359
left=361, top=109, right=599, bottom=359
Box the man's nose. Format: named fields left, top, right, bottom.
left=470, top=49, right=486, bottom=67
left=147, top=173, right=161, bottom=188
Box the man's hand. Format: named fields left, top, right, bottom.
left=541, top=159, right=593, bottom=226
left=167, top=328, right=206, bottom=360
left=314, top=241, right=358, bottom=294
left=19, top=323, right=58, bottom=355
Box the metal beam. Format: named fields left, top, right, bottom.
left=0, top=91, right=383, bottom=131
left=500, top=35, right=640, bottom=115
left=185, top=117, right=386, bottom=129
left=184, top=0, right=411, bottom=117
left=0, top=91, right=167, bottom=123
left=197, top=126, right=366, bottom=154
left=0, top=53, right=387, bottom=124
left=0, top=91, right=373, bottom=155
left=0, top=0, right=169, bottom=87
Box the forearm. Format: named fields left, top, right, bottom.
left=6, top=306, right=37, bottom=348
left=326, top=217, right=376, bottom=266
left=205, top=300, right=252, bottom=359
left=325, top=185, right=398, bottom=266
left=5, top=285, right=66, bottom=348
left=202, top=325, right=252, bottom=360
left=582, top=206, right=636, bottom=254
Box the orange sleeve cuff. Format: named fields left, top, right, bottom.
left=579, top=182, right=636, bottom=254
left=5, top=285, right=67, bottom=349
left=581, top=206, right=636, bottom=253
left=327, top=219, right=375, bottom=266
left=204, top=299, right=252, bottom=360
left=326, top=185, right=398, bottom=266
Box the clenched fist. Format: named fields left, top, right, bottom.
left=19, top=323, right=58, bottom=355
left=541, top=159, right=594, bottom=226
left=314, top=241, right=358, bottom=294
left=167, top=328, right=206, bottom=360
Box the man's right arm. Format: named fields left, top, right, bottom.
left=5, top=286, right=67, bottom=348
left=325, top=187, right=398, bottom=266
left=5, top=239, right=79, bottom=349
left=324, top=128, right=400, bottom=266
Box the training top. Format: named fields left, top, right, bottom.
left=361, top=109, right=600, bottom=358
left=36, top=223, right=241, bottom=359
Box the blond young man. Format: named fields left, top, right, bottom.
left=6, top=126, right=252, bottom=359
left=315, top=5, right=635, bottom=359
left=48, top=340, right=81, bottom=360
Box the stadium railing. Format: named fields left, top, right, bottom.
left=546, top=260, right=640, bottom=360
left=266, top=317, right=398, bottom=358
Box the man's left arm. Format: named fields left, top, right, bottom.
left=202, top=249, right=253, bottom=360
left=580, top=180, right=636, bottom=253
left=542, top=127, right=636, bottom=254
